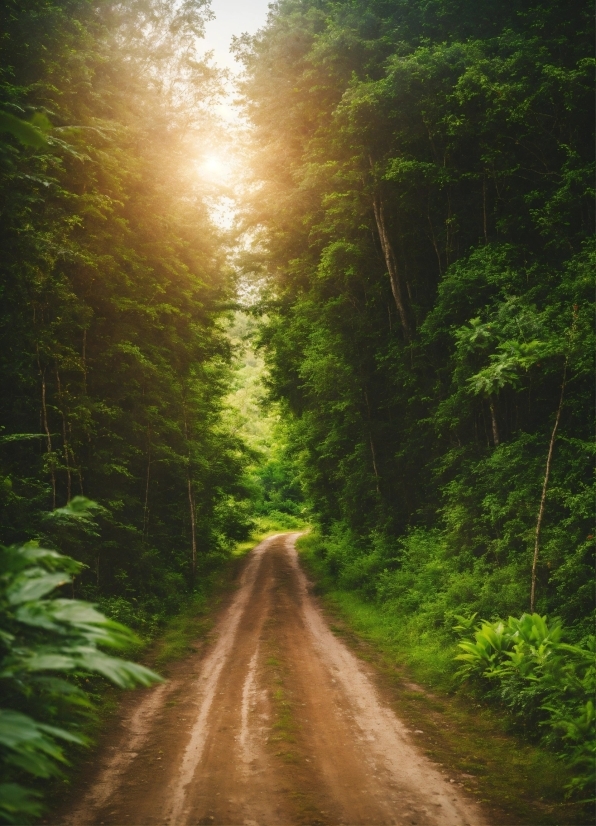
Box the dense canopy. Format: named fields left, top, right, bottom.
left=0, top=0, right=594, bottom=818
left=238, top=0, right=594, bottom=630
left=0, top=0, right=252, bottom=620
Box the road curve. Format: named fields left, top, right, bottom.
left=61, top=533, right=485, bottom=826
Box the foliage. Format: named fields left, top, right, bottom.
left=0, top=524, right=161, bottom=823
left=225, top=311, right=305, bottom=524
left=455, top=613, right=595, bottom=799
left=239, top=0, right=594, bottom=618
left=305, top=524, right=596, bottom=797
left=0, top=0, right=593, bottom=816
left=238, top=0, right=593, bottom=802
left=297, top=532, right=591, bottom=825
left=0, top=0, right=253, bottom=621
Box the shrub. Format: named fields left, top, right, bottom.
left=0, top=540, right=162, bottom=823
left=455, top=612, right=595, bottom=799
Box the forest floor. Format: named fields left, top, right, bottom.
left=50, top=532, right=490, bottom=826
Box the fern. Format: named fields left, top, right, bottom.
left=455, top=613, right=595, bottom=799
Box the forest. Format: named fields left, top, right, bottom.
left=0, top=0, right=594, bottom=822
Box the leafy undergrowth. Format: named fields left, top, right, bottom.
left=0, top=536, right=162, bottom=825
left=297, top=534, right=593, bottom=826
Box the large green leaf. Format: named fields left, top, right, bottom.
left=16, top=653, right=78, bottom=672
left=0, top=710, right=87, bottom=781
left=6, top=572, right=70, bottom=605
left=17, top=545, right=78, bottom=569
left=0, top=710, right=82, bottom=751
left=0, top=112, right=48, bottom=148
left=48, top=497, right=102, bottom=521
left=73, top=647, right=163, bottom=688
left=15, top=599, right=120, bottom=635
left=0, top=784, right=43, bottom=822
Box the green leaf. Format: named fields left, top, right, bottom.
left=6, top=572, right=70, bottom=605
left=0, top=112, right=48, bottom=148
left=73, top=648, right=163, bottom=688
left=19, top=653, right=78, bottom=672
left=0, top=783, right=43, bottom=821
left=0, top=711, right=87, bottom=782
left=0, top=434, right=45, bottom=445
left=15, top=544, right=82, bottom=574
left=48, top=496, right=102, bottom=521
left=16, top=599, right=110, bottom=632
left=29, top=112, right=52, bottom=133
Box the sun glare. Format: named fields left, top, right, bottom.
left=199, top=153, right=231, bottom=182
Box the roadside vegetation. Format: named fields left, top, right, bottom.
left=238, top=0, right=594, bottom=812
left=1, top=0, right=257, bottom=633
left=0, top=505, right=162, bottom=823
left=0, top=0, right=592, bottom=822
left=299, top=532, right=594, bottom=821
left=225, top=311, right=307, bottom=534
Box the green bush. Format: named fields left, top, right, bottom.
left=302, top=529, right=595, bottom=800
left=253, top=512, right=306, bottom=532
left=455, top=613, right=595, bottom=799
left=0, top=539, right=162, bottom=823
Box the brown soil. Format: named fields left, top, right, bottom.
left=55, top=534, right=486, bottom=826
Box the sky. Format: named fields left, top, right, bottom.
left=197, top=0, right=272, bottom=226
left=203, top=0, right=271, bottom=73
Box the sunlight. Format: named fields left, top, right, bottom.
left=194, top=151, right=240, bottom=228
left=198, top=152, right=232, bottom=183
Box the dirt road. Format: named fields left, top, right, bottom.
left=61, top=534, right=485, bottom=826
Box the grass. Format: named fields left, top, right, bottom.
left=297, top=532, right=592, bottom=826
left=150, top=598, right=214, bottom=668
left=264, top=634, right=298, bottom=752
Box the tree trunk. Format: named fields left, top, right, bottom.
left=143, top=429, right=151, bottom=541
left=530, top=309, right=577, bottom=612
left=187, top=475, right=197, bottom=577
left=482, top=175, right=488, bottom=243
left=183, top=409, right=197, bottom=577
left=363, top=388, right=381, bottom=494
left=37, top=351, right=56, bottom=509
left=372, top=195, right=412, bottom=342
left=369, top=433, right=381, bottom=495
left=71, top=422, right=84, bottom=495
left=82, top=328, right=88, bottom=393
left=530, top=365, right=567, bottom=612
left=56, top=369, right=72, bottom=503
left=489, top=397, right=499, bottom=446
